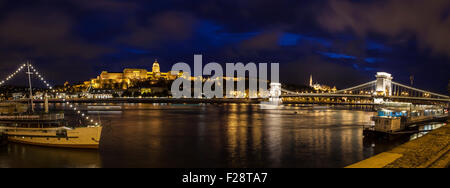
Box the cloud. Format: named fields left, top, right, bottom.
left=118, top=11, right=196, bottom=47
left=0, top=8, right=112, bottom=59
left=282, top=55, right=369, bottom=88
left=72, top=0, right=138, bottom=12
left=0, top=0, right=447, bottom=92
left=318, top=51, right=356, bottom=60
left=318, top=0, right=450, bottom=56
left=240, top=31, right=282, bottom=51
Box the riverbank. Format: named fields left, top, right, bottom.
left=347, top=121, right=450, bottom=168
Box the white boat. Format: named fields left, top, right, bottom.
left=368, top=102, right=447, bottom=133
left=0, top=126, right=102, bottom=149
left=0, top=112, right=102, bottom=149
left=0, top=62, right=103, bottom=149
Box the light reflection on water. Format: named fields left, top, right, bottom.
left=0, top=144, right=100, bottom=168
left=0, top=103, right=444, bottom=168
left=410, top=123, right=446, bottom=140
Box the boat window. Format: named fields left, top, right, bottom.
left=56, top=129, right=67, bottom=138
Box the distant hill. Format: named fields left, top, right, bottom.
left=282, top=83, right=314, bottom=92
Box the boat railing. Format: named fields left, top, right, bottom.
left=0, top=126, right=70, bottom=132
left=406, top=114, right=448, bottom=124
left=363, top=124, right=375, bottom=131
left=0, top=113, right=65, bottom=121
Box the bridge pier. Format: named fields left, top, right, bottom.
left=268, top=83, right=282, bottom=105
left=375, top=72, right=393, bottom=96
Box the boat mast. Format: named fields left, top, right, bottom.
left=26, top=61, right=34, bottom=113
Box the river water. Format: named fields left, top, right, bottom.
left=0, top=103, right=444, bottom=168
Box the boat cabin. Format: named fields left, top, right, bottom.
left=372, top=102, right=446, bottom=133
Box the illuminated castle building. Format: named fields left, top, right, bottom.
left=87, top=60, right=182, bottom=89
left=309, top=74, right=337, bottom=93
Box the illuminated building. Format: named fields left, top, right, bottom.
left=86, top=60, right=182, bottom=89
left=309, top=74, right=337, bottom=93
left=375, top=72, right=393, bottom=96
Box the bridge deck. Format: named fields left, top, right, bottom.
left=281, top=93, right=450, bottom=102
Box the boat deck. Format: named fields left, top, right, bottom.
left=0, top=113, right=65, bottom=123
left=406, top=115, right=448, bottom=125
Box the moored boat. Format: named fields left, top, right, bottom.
left=0, top=109, right=103, bottom=149
left=0, top=62, right=103, bottom=149
left=0, top=126, right=102, bottom=149
left=364, top=102, right=447, bottom=139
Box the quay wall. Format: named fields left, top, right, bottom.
left=347, top=122, right=450, bottom=168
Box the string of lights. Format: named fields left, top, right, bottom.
left=28, top=64, right=54, bottom=90
left=0, top=64, right=27, bottom=86
left=28, top=63, right=100, bottom=127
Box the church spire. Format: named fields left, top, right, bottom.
left=309, top=74, right=313, bottom=87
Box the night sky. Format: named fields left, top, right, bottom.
left=0, top=0, right=449, bottom=94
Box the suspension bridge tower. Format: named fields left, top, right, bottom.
left=374, top=72, right=393, bottom=104
left=269, top=82, right=282, bottom=105
left=375, top=72, right=393, bottom=96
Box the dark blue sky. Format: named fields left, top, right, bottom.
left=0, top=0, right=449, bottom=94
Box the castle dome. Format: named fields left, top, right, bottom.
left=152, top=59, right=160, bottom=73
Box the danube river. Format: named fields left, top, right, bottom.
left=0, top=103, right=442, bottom=168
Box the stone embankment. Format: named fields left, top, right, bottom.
left=347, top=121, right=450, bottom=168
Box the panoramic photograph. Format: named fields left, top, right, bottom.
left=0, top=0, right=449, bottom=180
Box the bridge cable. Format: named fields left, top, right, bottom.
left=392, top=82, right=449, bottom=99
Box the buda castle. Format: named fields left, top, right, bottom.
left=86, top=60, right=182, bottom=90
